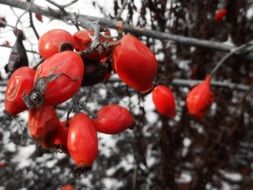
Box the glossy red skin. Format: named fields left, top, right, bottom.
left=73, top=29, right=112, bottom=60
left=38, top=29, right=75, bottom=59
left=28, top=105, right=61, bottom=148
left=215, top=8, right=227, bottom=21
left=94, top=104, right=134, bottom=134
left=35, top=51, right=84, bottom=105
left=53, top=121, right=69, bottom=150
left=67, top=113, right=98, bottom=167
left=5, top=67, right=35, bottom=116
left=113, top=34, right=158, bottom=92
left=186, top=75, right=213, bottom=119
left=152, top=85, right=176, bottom=118
left=73, top=29, right=92, bottom=52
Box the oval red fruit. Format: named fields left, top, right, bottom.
left=94, top=104, right=134, bottom=134
left=28, top=105, right=61, bottom=148
left=152, top=85, right=176, bottom=118
left=67, top=113, right=98, bottom=167
left=186, top=75, right=213, bottom=119
left=214, top=8, right=227, bottom=21
left=73, top=29, right=93, bottom=52
left=38, top=29, right=75, bottom=59
left=53, top=121, right=69, bottom=151
left=112, top=34, right=158, bottom=92
left=5, top=67, right=35, bottom=116
left=73, top=29, right=112, bottom=59
left=34, top=51, right=84, bottom=105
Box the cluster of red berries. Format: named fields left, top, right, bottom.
left=151, top=75, right=213, bottom=120
left=4, top=28, right=213, bottom=167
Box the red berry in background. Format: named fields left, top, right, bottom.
left=67, top=113, right=98, bottom=167
left=60, top=184, right=74, bottom=190
left=94, top=104, right=134, bottom=134
left=214, top=8, right=227, bottom=21
left=152, top=85, right=176, bottom=118
left=35, top=13, right=43, bottom=22
left=5, top=67, right=35, bottom=116
left=28, top=105, right=61, bottom=148
left=112, top=34, right=158, bottom=92
left=186, top=75, right=213, bottom=119
left=38, top=29, right=75, bottom=59
left=73, top=29, right=112, bottom=60
left=34, top=51, right=84, bottom=106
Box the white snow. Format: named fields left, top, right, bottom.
left=11, top=144, right=36, bottom=169
left=176, top=172, right=192, bottom=183
left=219, top=170, right=242, bottom=182
left=103, top=178, right=124, bottom=190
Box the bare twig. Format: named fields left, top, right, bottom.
left=116, top=0, right=128, bottom=19
left=84, top=87, right=93, bottom=103
left=0, top=44, right=38, bottom=54
left=29, top=11, right=39, bottom=39
left=47, top=0, right=66, bottom=12
left=172, top=79, right=250, bottom=91
left=15, top=0, right=35, bottom=28
left=61, top=0, right=78, bottom=8
left=78, top=101, right=96, bottom=118
left=89, top=23, right=101, bottom=50
left=107, top=78, right=250, bottom=91
left=47, top=0, right=77, bottom=10
left=32, top=58, right=45, bottom=69
left=1, top=0, right=253, bottom=61
left=210, top=42, right=252, bottom=76
left=0, top=19, right=15, bottom=29
left=28, top=0, right=39, bottom=40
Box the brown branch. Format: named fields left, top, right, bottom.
left=28, top=0, right=39, bottom=40
left=108, top=78, right=250, bottom=91
left=29, top=11, right=39, bottom=39
left=14, top=0, right=35, bottom=28
left=172, top=79, right=250, bottom=91
left=210, top=43, right=253, bottom=76
left=1, top=0, right=253, bottom=61
left=116, top=0, right=128, bottom=19
left=47, top=0, right=77, bottom=10
left=0, top=18, right=15, bottom=29
left=0, top=44, right=38, bottom=54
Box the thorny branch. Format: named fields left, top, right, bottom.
left=0, top=0, right=253, bottom=61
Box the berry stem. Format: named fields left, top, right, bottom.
left=210, top=42, right=252, bottom=76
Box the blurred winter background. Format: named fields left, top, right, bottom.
left=0, top=0, right=253, bottom=190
